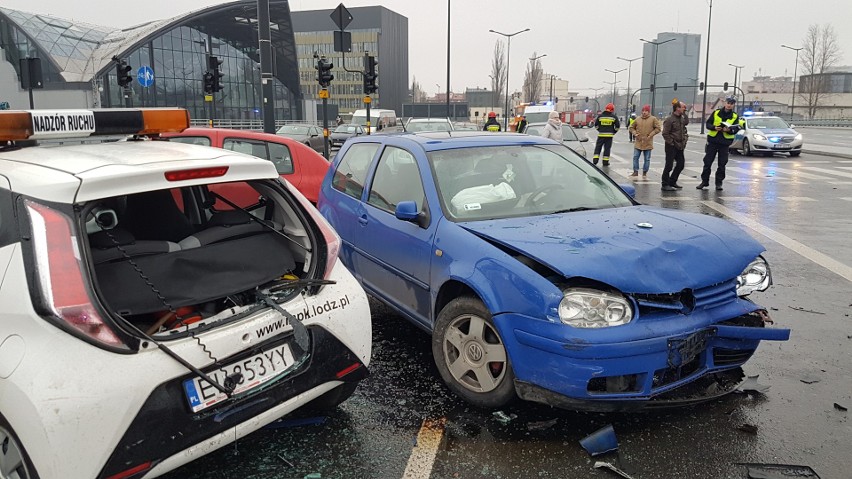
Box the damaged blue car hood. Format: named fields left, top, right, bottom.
left=459, top=206, right=764, bottom=294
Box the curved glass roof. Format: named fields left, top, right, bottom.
left=0, top=0, right=299, bottom=95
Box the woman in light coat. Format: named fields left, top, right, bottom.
left=540, top=110, right=563, bottom=142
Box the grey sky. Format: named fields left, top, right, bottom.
left=6, top=0, right=851, bottom=98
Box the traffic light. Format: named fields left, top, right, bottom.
left=114, top=57, right=132, bottom=88
left=363, top=55, right=377, bottom=94
left=209, top=56, right=224, bottom=92
left=673, top=82, right=678, bottom=91
left=585, top=96, right=589, bottom=102
left=723, top=81, right=729, bottom=91
left=316, top=57, right=334, bottom=88
left=650, top=84, right=655, bottom=92
left=569, top=97, right=573, bottom=103
left=699, top=82, right=705, bottom=91
left=203, top=71, right=215, bottom=94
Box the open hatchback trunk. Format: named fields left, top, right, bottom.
left=80, top=177, right=326, bottom=339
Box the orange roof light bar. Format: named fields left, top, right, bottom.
left=0, top=111, right=35, bottom=141
left=0, top=108, right=190, bottom=142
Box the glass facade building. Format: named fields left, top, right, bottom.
left=0, top=1, right=302, bottom=121
left=639, top=32, right=701, bottom=117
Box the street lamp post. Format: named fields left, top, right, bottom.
left=604, top=80, right=621, bottom=106
left=590, top=86, right=604, bottom=112
left=782, top=44, right=802, bottom=121
left=617, top=55, right=642, bottom=120
left=605, top=68, right=626, bottom=107
left=640, top=37, right=675, bottom=115
left=728, top=63, right=744, bottom=111
left=700, top=0, right=713, bottom=134
left=490, top=28, right=530, bottom=130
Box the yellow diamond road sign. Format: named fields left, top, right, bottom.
left=318, top=89, right=329, bottom=99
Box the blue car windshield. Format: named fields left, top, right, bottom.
left=429, top=145, right=633, bottom=221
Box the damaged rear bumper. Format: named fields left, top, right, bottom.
left=496, top=309, right=789, bottom=412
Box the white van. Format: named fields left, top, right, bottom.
left=351, top=109, right=399, bottom=134
left=523, top=104, right=556, bottom=124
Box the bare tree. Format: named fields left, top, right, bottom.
left=799, top=24, right=843, bottom=119
left=490, top=40, right=506, bottom=112
left=523, top=53, right=544, bottom=102
left=410, top=77, right=426, bottom=102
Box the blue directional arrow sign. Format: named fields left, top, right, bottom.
left=137, top=66, right=154, bottom=87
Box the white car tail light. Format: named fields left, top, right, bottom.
left=25, top=200, right=127, bottom=348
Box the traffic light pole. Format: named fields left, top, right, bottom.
left=322, top=92, right=330, bottom=160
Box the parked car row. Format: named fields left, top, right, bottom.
left=0, top=108, right=791, bottom=478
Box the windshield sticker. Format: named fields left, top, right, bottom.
left=463, top=203, right=482, bottom=211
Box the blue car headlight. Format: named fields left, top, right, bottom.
left=558, top=288, right=633, bottom=328
left=736, top=257, right=772, bottom=296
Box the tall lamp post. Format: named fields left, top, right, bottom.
left=605, top=68, right=626, bottom=108
left=728, top=63, right=744, bottom=110
left=604, top=80, right=621, bottom=105
left=590, top=86, right=605, bottom=112
left=640, top=37, right=675, bottom=116
left=529, top=53, right=547, bottom=102
left=446, top=0, right=451, bottom=120
left=490, top=28, right=530, bottom=130
left=700, top=0, right=713, bottom=134
left=781, top=44, right=802, bottom=121
left=617, top=55, right=642, bottom=119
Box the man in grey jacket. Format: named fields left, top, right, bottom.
left=660, top=99, right=689, bottom=191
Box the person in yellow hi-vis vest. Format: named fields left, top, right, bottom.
left=592, top=103, right=620, bottom=166
left=483, top=111, right=502, bottom=132
left=627, top=113, right=637, bottom=142
left=697, top=96, right=744, bottom=191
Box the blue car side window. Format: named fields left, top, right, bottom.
left=332, top=143, right=381, bottom=200
left=367, top=147, right=424, bottom=213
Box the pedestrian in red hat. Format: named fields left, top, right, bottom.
left=627, top=104, right=662, bottom=178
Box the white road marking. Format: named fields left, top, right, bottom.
left=838, top=167, right=852, bottom=171
left=718, top=196, right=759, bottom=201
left=800, top=166, right=852, bottom=179
left=402, top=418, right=447, bottom=479
left=659, top=196, right=697, bottom=201
left=727, top=165, right=833, bottom=181
left=829, top=181, right=852, bottom=185
left=840, top=197, right=852, bottom=201
left=777, top=196, right=817, bottom=202
left=701, top=201, right=852, bottom=283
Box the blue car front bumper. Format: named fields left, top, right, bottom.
left=494, top=304, right=790, bottom=411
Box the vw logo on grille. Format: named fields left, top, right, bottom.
left=466, top=343, right=484, bottom=362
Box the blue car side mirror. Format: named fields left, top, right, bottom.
left=395, top=201, right=419, bottom=221
left=619, top=184, right=636, bottom=198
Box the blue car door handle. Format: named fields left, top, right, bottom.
left=358, top=213, right=368, bottom=225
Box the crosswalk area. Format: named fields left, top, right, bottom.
left=603, top=149, right=852, bottom=202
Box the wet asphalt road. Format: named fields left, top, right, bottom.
left=163, top=129, right=851, bottom=479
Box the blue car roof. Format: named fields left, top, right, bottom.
left=349, top=132, right=557, bottom=152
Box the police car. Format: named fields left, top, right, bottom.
left=0, top=108, right=371, bottom=479
left=729, top=112, right=804, bottom=157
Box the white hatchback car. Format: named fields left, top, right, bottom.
left=0, top=108, right=371, bottom=479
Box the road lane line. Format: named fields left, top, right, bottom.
left=701, top=201, right=852, bottom=283
left=401, top=417, right=447, bottom=479
left=799, top=166, right=852, bottom=179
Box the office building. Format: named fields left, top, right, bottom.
left=639, top=32, right=700, bottom=116
left=291, top=6, right=408, bottom=114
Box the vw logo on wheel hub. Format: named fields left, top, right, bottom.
left=466, top=342, right=484, bottom=362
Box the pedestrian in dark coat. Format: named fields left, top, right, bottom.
left=661, top=99, right=690, bottom=191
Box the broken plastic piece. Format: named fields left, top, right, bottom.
left=265, top=416, right=327, bottom=429
left=739, top=463, right=820, bottom=478
left=492, top=410, right=517, bottom=425
left=834, top=403, right=848, bottom=412
left=580, top=425, right=619, bottom=456
left=736, top=375, right=771, bottom=394
left=737, top=423, right=758, bottom=434
left=304, top=474, right=322, bottom=479
left=594, top=461, right=636, bottom=479
left=799, top=375, right=821, bottom=385
left=527, top=418, right=558, bottom=431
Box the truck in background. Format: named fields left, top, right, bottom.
left=567, top=110, right=595, bottom=128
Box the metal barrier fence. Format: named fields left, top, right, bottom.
left=792, top=119, right=852, bottom=128
left=189, top=119, right=320, bottom=130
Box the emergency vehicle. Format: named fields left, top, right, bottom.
left=0, top=108, right=371, bottom=478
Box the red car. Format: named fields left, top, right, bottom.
left=163, top=128, right=329, bottom=203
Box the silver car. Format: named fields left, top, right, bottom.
left=730, top=114, right=803, bottom=157
left=276, top=124, right=325, bottom=153
left=523, top=122, right=589, bottom=158
left=405, top=118, right=455, bottom=133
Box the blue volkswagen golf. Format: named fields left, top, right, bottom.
left=318, top=132, right=789, bottom=411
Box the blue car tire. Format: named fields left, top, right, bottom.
left=432, top=297, right=517, bottom=408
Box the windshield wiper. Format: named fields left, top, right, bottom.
left=551, top=207, right=596, bottom=214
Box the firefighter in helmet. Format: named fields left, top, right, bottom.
left=592, top=103, right=620, bottom=166
left=483, top=111, right=502, bottom=132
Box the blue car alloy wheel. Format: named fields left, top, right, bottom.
left=432, top=297, right=517, bottom=408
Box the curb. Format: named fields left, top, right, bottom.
left=802, top=149, right=852, bottom=160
